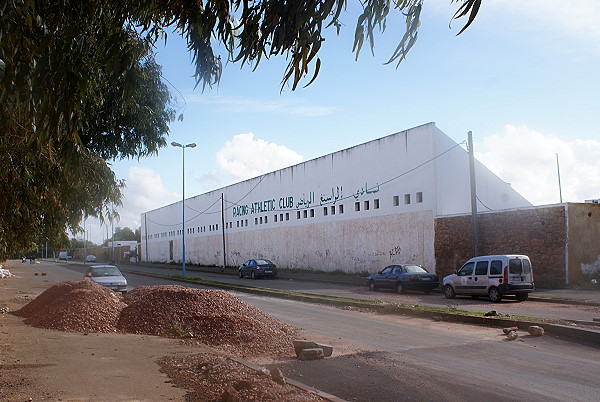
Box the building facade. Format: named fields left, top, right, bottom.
left=141, top=122, right=531, bottom=274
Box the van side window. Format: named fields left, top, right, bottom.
left=490, top=260, right=503, bottom=275
left=522, top=259, right=532, bottom=274
left=509, top=259, right=523, bottom=274
left=458, top=262, right=474, bottom=276
left=475, top=261, right=488, bottom=275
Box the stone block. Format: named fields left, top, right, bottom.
left=298, top=348, right=324, bottom=361
left=293, top=340, right=316, bottom=357
left=315, top=343, right=333, bottom=357
left=528, top=325, right=545, bottom=336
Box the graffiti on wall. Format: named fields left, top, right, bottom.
left=389, top=245, right=402, bottom=258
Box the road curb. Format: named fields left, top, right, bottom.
left=120, top=268, right=600, bottom=348
left=229, top=357, right=348, bottom=402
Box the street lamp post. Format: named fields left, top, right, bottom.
left=172, top=141, right=196, bottom=277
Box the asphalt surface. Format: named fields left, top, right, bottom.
left=10, top=259, right=600, bottom=402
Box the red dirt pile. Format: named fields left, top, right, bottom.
left=15, top=279, right=125, bottom=333
left=16, top=282, right=297, bottom=356
left=117, top=285, right=297, bottom=356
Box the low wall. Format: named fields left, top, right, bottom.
left=144, top=210, right=436, bottom=275
left=567, top=203, right=600, bottom=283
left=434, top=206, right=567, bottom=284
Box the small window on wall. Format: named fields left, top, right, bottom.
left=364, top=200, right=370, bottom=211
left=260, top=217, right=263, bottom=224
left=303, top=210, right=308, bottom=218
left=323, top=207, right=328, bottom=216
left=216, top=224, right=218, bottom=230
left=393, top=196, right=400, bottom=206
left=285, top=213, right=289, bottom=221
left=280, top=214, right=283, bottom=221
left=310, top=209, right=315, bottom=217
left=416, top=192, right=423, bottom=203
left=331, top=206, right=336, bottom=215
left=355, top=202, right=360, bottom=212
left=297, top=211, right=301, bottom=219
left=245, top=219, right=248, bottom=226
left=274, top=215, right=278, bottom=222
left=255, top=217, right=258, bottom=225
left=339, top=204, right=344, bottom=214
left=374, top=199, right=380, bottom=209
left=265, top=216, right=268, bottom=224
left=237, top=221, right=240, bottom=228
left=404, top=194, right=411, bottom=205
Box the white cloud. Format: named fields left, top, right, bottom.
left=216, top=133, right=303, bottom=181
left=185, top=95, right=337, bottom=117
left=475, top=125, right=600, bottom=205
left=117, top=167, right=180, bottom=229
left=489, top=0, right=600, bottom=41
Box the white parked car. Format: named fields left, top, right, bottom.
left=85, top=265, right=128, bottom=293
left=442, top=254, right=534, bottom=302
left=85, top=254, right=97, bottom=262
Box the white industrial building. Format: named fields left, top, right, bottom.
left=141, top=122, right=531, bottom=273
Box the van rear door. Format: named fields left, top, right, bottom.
left=508, top=257, right=532, bottom=284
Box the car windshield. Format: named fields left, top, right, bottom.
left=255, top=259, right=273, bottom=265
left=404, top=265, right=428, bottom=273
left=91, top=267, right=122, bottom=277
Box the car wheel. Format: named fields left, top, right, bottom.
left=239, top=270, right=244, bottom=278
left=515, top=293, right=529, bottom=302
left=444, top=285, right=456, bottom=299
left=251, top=270, right=256, bottom=279
left=395, top=282, right=405, bottom=294
left=368, top=280, right=377, bottom=291
left=488, top=287, right=502, bottom=303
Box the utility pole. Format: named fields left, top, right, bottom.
left=221, top=193, right=226, bottom=272
left=556, top=153, right=563, bottom=203
left=467, top=131, right=479, bottom=257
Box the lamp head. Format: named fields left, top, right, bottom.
left=171, top=141, right=182, bottom=147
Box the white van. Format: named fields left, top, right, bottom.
left=442, top=255, right=534, bottom=302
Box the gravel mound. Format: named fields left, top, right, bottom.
left=117, top=285, right=297, bottom=356
left=14, top=280, right=79, bottom=318
left=16, top=280, right=125, bottom=333
left=16, top=282, right=298, bottom=356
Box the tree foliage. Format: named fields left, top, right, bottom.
left=0, top=1, right=174, bottom=259
left=108, top=227, right=138, bottom=243
left=0, top=0, right=481, bottom=259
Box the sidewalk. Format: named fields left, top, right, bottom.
left=119, top=261, right=600, bottom=307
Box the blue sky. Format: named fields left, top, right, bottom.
left=82, top=0, right=600, bottom=244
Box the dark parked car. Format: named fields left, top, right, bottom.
left=367, top=264, right=439, bottom=294
left=238, top=259, right=277, bottom=279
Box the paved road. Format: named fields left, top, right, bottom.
left=34, top=260, right=600, bottom=402
left=90, top=261, right=600, bottom=324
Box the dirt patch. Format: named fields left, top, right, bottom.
left=2, top=271, right=321, bottom=400
left=158, top=353, right=325, bottom=401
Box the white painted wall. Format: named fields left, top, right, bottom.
left=141, top=123, right=531, bottom=273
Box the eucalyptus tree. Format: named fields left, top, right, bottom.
left=0, top=0, right=480, bottom=259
